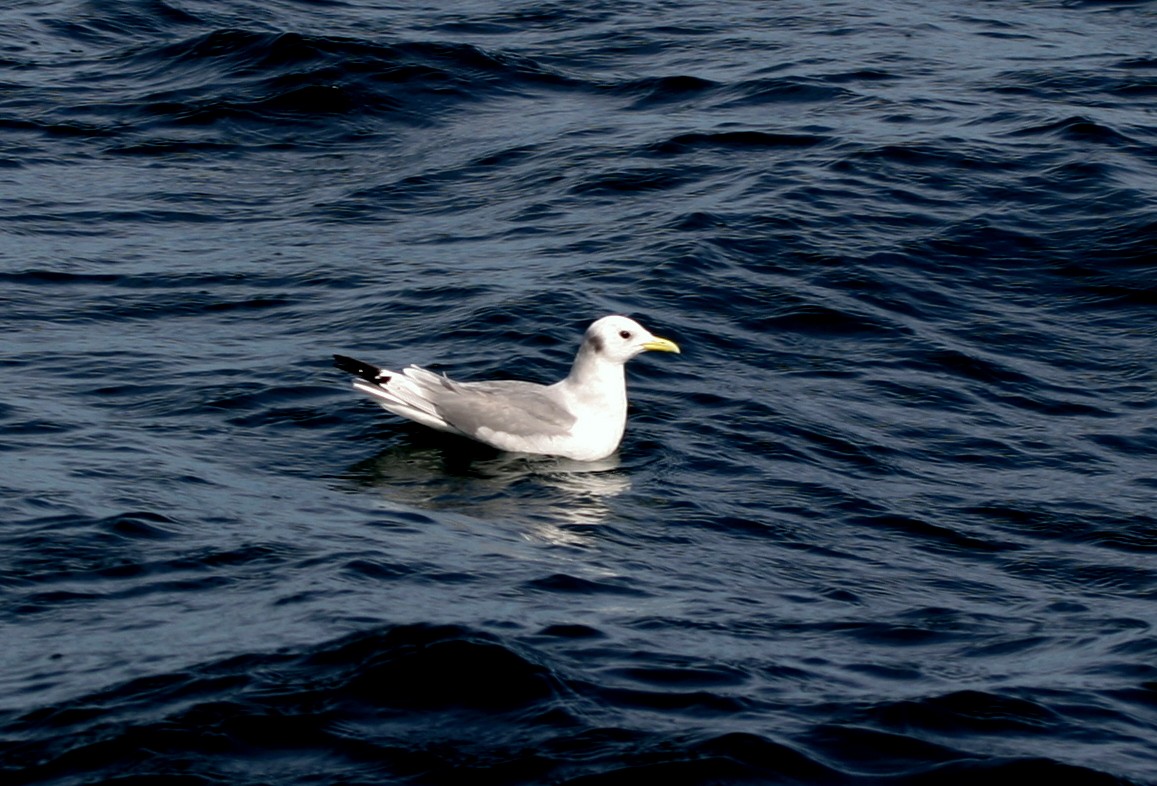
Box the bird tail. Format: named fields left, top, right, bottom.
left=333, top=354, right=387, bottom=384
left=333, top=355, right=459, bottom=434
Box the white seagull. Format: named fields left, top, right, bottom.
left=334, top=315, right=680, bottom=461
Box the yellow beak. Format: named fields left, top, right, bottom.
left=643, top=336, right=681, bottom=354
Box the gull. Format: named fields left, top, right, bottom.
left=334, top=315, right=680, bottom=461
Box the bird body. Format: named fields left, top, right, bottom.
left=334, top=315, right=680, bottom=460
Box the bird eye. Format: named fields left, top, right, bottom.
left=619, top=330, right=632, bottom=340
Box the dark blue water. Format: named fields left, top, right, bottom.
left=3, top=0, right=1156, bottom=783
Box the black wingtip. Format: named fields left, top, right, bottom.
left=333, top=354, right=389, bottom=384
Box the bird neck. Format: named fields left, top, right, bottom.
left=565, top=345, right=626, bottom=397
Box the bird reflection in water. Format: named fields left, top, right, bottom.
left=342, top=439, right=632, bottom=541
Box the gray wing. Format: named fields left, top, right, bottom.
left=427, top=377, right=577, bottom=440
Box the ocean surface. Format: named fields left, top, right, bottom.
left=2, top=0, right=1156, bottom=783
